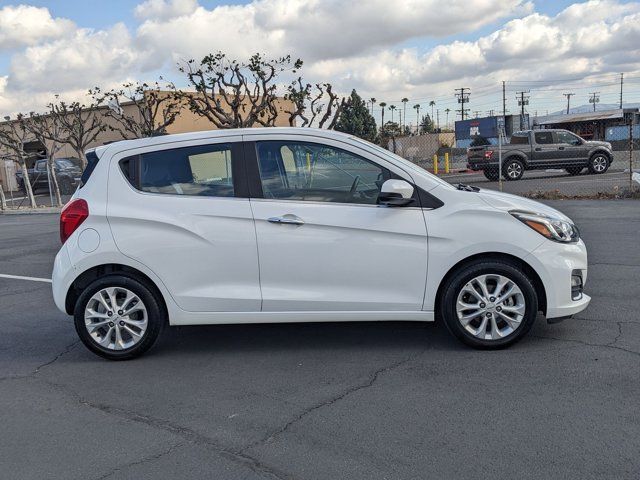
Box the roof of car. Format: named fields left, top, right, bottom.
left=95, top=127, right=355, bottom=157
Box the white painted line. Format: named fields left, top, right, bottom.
left=0, top=273, right=52, bottom=283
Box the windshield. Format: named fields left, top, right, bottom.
left=56, top=159, right=79, bottom=169
left=350, top=137, right=456, bottom=190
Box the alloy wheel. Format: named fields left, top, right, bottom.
left=592, top=155, right=608, bottom=173
left=507, top=162, right=522, bottom=179
left=455, top=274, right=526, bottom=340
left=84, top=287, right=148, bottom=350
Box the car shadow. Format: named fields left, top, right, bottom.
left=152, top=320, right=462, bottom=357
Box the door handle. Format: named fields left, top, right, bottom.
left=534, top=147, right=542, bottom=151
left=268, top=215, right=305, bottom=225
left=558, top=146, right=565, bottom=150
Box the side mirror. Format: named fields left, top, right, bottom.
left=378, top=179, right=415, bottom=207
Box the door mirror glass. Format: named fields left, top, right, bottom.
left=378, top=179, right=415, bottom=207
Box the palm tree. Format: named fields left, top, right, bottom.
left=379, top=102, right=387, bottom=131
left=445, top=108, right=451, bottom=129
left=413, top=104, right=420, bottom=134
left=370, top=97, right=376, bottom=116
left=429, top=100, right=436, bottom=125
left=389, top=104, right=396, bottom=123
left=401, top=98, right=408, bottom=131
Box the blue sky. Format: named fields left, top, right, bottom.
left=1, top=0, right=639, bottom=119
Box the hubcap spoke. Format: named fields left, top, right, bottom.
left=85, top=286, right=148, bottom=351
left=456, top=273, right=526, bottom=341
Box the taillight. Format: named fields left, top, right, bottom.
left=484, top=150, right=494, bottom=159
left=60, top=199, right=89, bottom=244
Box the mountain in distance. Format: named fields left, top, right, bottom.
left=545, top=103, right=640, bottom=116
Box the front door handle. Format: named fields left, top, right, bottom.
left=534, top=147, right=542, bottom=151
left=268, top=215, right=305, bottom=226
left=558, top=146, right=565, bottom=150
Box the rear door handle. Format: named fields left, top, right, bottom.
left=268, top=215, right=305, bottom=225
left=558, top=146, right=565, bottom=150
left=534, top=147, right=542, bottom=151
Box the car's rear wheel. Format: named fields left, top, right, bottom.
left=503, top=158, right=525, bottom=181
left=588, top=153, right=610, bottom=174
left=440, top=260, right=538, bottom=349
left=74, top=275, right=165, bottom=360
left=483, top=168, right=499, bottom=181
left=565, top=166, right=583, bottom=175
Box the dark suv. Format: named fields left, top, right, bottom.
left=467, top=129, right=613, bottom=181
left=16, top=158, right=82, bottom=194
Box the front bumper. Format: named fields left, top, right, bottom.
left=525, top=238, right=590, bottom=320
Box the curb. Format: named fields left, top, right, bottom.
left=0, top=207, right=61, bottom=215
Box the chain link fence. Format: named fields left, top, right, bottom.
left=390, top=128, right=639, bottom=199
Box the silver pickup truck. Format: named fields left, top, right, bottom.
left=467, top=129, right=613, bottom=181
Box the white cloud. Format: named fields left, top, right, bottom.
left=1, top=0, right=640, bottom=116
left=0, top=4, right=75, bottom=50
left=134, top=0, right=198, bottom=21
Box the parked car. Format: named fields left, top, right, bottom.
left=52, top=128, right=590, bottom=360
left=467, top=129, right=613, bottom=181
left=16, top=157, right=82, bottom=194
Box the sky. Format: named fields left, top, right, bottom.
left=1, top=0, right=640, bottom=126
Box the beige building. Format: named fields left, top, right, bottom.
left=1, top=92, right=295, bottom=192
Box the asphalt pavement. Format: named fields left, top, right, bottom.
left=1, top=201, right=639, bottom=480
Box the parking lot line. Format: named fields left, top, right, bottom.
left=0, top=273, right=52, bottom=283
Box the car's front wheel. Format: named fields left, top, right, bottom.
left=74, top=275, right=165, bottom=360
left=440, top=259, right=538, bottom=349
left=588, top=153, right=610, bottom=174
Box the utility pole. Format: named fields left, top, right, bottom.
left=473, top=110, right=481, bottom=118
left=589, top=92, right=600, bottom=112
left=436, top=109, right=440, bottom=131
left=516, top=90, right=529, bottom=130
left=455, top=87, right=470, bottom=121
left=563, top=93, right=575, bottom=114
left=502, top=81, right=506, bottom=118
left=487, top=109, right=495, bottom=117
left=620, top=73, right=624, bottom=109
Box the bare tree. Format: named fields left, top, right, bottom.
left=90, top=79, right=182, bottom=138
left=0, top=175, right=6, bottom=210
left=283, top=79, right=345, bottom=128
left=47, top=100, right=106, bottom=168
left=22, top=112, right=65, bottom=207
left=0, top=115, right=37, bottom=208
left=179, top=52, right=302, bottom=128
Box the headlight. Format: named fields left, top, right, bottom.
left=510, top=210, right=579, bottom=243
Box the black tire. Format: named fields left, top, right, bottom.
left=74, top=275, right=165, bottom=360
left=588, top=153, right=610, bottom=174
left=440, top=259, right=538, bottom=349
left=483, top=168, right=499, bottom=181
left=502, top=158, right=525, bottom=181
left=565, top=166, right=583, bottom=175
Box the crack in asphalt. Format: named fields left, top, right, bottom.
left=240, top=351, right=423, bottom=455
left=93, top=442, right=185, bottom=480
left=533, top=322, right=639, bottom=357
left=37, top=377, right=292, bottom=480
left=0, top=339, right=80, bottom=382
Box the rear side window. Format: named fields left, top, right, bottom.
left=79, top=151, right=100, bottom=188
left=510, top=133, right=529, bottom=145
left=123, top=143, right=235, bottom=197
left=534, top=131, right=554, bottom=144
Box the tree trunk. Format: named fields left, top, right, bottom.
left=78, top=150, right=88, bottom=170
left=48, top=157, right=63, bottom=207
left=20, top=160, right=37, bottom=209
left=0, top=179, right=6, bottom=211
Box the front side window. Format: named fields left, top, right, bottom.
left=555, top=131, right=581, bottom=145
left=138, top=144, right=234, bottom=197
left=534, top=131, right=554, bottom=144
left=256, top=141, right=389, bottom=204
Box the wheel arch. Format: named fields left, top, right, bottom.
left=65, top=263, right=168, bottom=316
left=503, top=152, right=528, bottom=167
left=589, top=148, right=612, bottom=162
left=434, top=252, right=547, bottom=318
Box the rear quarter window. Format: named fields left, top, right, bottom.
left=79, top=151, right=100, bottom=188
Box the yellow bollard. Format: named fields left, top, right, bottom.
left=433, top=154, right=438, bottom=175
left=444, top=152, right=450, bottom=174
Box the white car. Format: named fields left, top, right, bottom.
left=52, top=128, right=590, bottom=360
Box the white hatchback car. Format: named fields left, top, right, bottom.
left=52, top=128, right=590, bottom=360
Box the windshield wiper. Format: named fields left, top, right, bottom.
left=457, top=183, right=480, bottom=192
